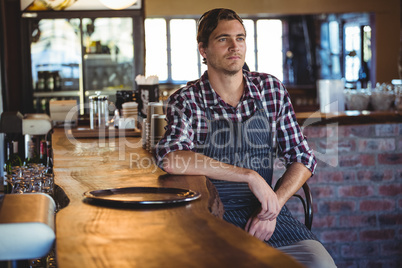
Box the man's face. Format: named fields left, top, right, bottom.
left=199, top=19, right=246, bottom=76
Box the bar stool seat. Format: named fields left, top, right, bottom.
left=0, top=193, right=56, bottom=261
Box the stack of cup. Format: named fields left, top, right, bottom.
left=120, top=102, right=138, bottom=129
left=142, top=102, right=164, bottom=151
left=150, top=114, right=167, bottom=152
left=147, top=102, right=164, bottom=120
left=141, top=118, right=147, bottom=149
left=122, top=102, right=138, bottom=118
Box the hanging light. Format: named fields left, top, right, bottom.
left=99, top=0, right=138, bottom=10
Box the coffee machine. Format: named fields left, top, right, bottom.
left=0, top=112, right=24, bottom=159
left=22, top=113, right=53, bottom=163
left=0, top=112, right=53, bottom=163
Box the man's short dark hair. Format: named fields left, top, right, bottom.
left=197, top=8, right=244, bottom=48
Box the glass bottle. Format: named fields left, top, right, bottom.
left=37, top=71, right=45, bottom=92
left=3, top=141, right=22, bottom=193
left=53, top=71, right=61, bottom=91
left=39, top=140, right=47, bottom=166
left=45, top=140, right=53, bottom=172
left=24, top=135, right=39, bottom=165
left=45, top=71, right=54, bottom=92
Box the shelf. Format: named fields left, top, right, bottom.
left=85, top=88, right=132, bottom=96
left=296, top=110, right=402, bottom=126
left=33, top=91, right=80, bottom=98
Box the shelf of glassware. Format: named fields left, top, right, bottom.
left=33, top=91, right=81, bottom=98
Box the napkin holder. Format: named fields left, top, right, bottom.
left=49, top=100, right=78, bottom=127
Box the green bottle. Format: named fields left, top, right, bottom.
left=4, top=141, right=22, bottom=193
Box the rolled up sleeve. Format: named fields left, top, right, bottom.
left=276, top=91, right=317, bottom=174
left=155, top=94, right=195, bottom=170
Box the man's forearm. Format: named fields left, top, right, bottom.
left=162, top=150, right=257, bottom=183
left=163, top=150, right=283, bottom=221
left=274, top=162, right=312, bottom=208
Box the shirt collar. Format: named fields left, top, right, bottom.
left=199, top=71, right=219, bottom=108
left=199, top=70, right=263, bottom=109
left=243, top=71, right=263, bottom=101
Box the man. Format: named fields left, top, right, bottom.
left=155, top=8, right=336, bottom=268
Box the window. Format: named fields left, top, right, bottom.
left=145, top=19, right=167, bottom=81
left=170, top=19, right=199, bottom=82
left=144, top=17, right=283, bottom=84
left=328, top=21, right=341, bottom=77
left=256, top=19, right=283, bottom=81
left=342, top=13, right=372, bottom=88
left=243, top=19, right=256, bottom=71
left=344, top=25, right=361, bottom=82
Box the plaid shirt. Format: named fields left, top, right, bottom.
left=155, top=70, right=317, bottom=174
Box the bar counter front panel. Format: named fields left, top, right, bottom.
left=52, top=129, right=302, bottom=268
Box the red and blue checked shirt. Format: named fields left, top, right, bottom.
left=155, top=70, right=317, bottom=174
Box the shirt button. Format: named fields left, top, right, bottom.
left=236, top=111, right=242, bottom=121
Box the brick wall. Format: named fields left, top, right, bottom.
left=273, top=122, right=402, bottom=268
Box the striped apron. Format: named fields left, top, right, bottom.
left=199, top=99, right=318, bottom=248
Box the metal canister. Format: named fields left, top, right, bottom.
left=89, top=95, right=109, bottom=129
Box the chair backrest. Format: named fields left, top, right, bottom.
left=274, top=177, right=313, bottom=230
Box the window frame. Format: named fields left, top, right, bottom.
left=145, top=16, right=286, bottom=85
left=341, top=13, right=372, bottom=88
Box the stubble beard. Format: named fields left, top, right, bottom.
left=205, top=47, right=245, bottom=76
left=223, top=68, right=241, bottom=76
left=211, top=59, right=244, bottom=77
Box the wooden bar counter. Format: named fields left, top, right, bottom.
left=52, top=128, right=303, bottom=268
